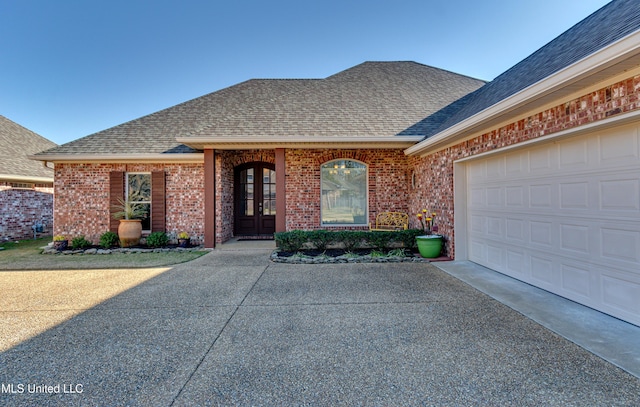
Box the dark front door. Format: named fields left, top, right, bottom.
left=234, top=162, right=276, bottom=236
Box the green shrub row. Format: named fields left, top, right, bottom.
left=274, top=229, right=424, bottom=252
left=70, top=231, right=173, bottom=250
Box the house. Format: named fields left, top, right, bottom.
left=32, top=0, right=640, bottom=326
left=0, top=115, right=56, bottom=241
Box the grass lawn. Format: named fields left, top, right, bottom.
left=0, top=237, right=208, bottom=270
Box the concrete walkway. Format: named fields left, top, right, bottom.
left=1, top=244, right=639, bottom=406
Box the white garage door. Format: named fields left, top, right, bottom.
left=466, top=123, right=640, bottom=326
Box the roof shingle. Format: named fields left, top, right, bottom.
left=34, top=62, right=485, bottom=156
left=0, top=115, right=56, bottom=180
left=426, top=0, right=640, bottom=138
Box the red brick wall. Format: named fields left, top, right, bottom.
left=285, top=148, right=410, bottom=230
left=410, top=73, right=640, bottom=258
left=0, top=183, right=53, bottom=240
left=215, top=149, right=410, bottom=241
left=54, top=163, right=205, bottom=244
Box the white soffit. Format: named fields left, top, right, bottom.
left=175, top=136, right=424, bottom=150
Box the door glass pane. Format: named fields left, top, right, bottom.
left=240, top=169, right=254, bottom=216
left=262, top=168, right=276, bottom=216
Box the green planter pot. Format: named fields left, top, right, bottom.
left=416, top=235, right=443, bottom=258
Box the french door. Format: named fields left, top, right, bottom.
left=234, top=162, right=276, bottom=236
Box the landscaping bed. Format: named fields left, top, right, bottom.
left=42, top=244, right=205, bottom=255
left=272, top=229, right=449, bottom=263
left=271, top=248, right=430, bottom=264
left=0, top=238, right=208, bottom=270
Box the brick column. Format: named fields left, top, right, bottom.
left=204, top=149, right=216, bottom=248
left=275, top=148, right=286, bottom=233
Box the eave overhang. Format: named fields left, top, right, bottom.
left=0, top=174, right=53, bottom=184
left=405, top=30, right=640, bottom=157
left=27, top=153, right=205, bottom=164
left=175, top=136, right=424, bottom=150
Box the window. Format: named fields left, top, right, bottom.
left=126, top=173, right=151, bottom=231
left=321, top=159, right=367, bottom=225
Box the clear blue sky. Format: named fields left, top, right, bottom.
left=1, top=0, right=611, bottom=145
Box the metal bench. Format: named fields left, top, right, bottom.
left=369, top=212, right=409, bottom=231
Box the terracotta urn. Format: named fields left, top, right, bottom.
left=118, top=219, right=142, bottom=248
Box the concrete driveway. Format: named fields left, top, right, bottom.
left=1, top=245, right=639, bottom=406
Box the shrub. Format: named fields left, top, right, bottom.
left=146, top=231, right=169, bottom=248
left=398, top=229, right=423, bottom=250
left=99, top=231, right=120, bottom=249
left=338, top=230, right=365, bottom=252
left=308, top=229, right=336, bottom=251
left=274, top=230, right=307, bottom=252
left=71, top=235, right=93, bottom=250
left=366, top=231, right=396, bottom=251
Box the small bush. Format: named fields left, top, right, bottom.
left=274, top=230, right=308, bottom=252
left=308, top=229, right=336, bottom=251
left=146, top=231, right=169, bottom=248
left=71, top=235, right=93, bottom=250
left=99, top=231, right=120, bottom=249
left=366, top=231, right=396, bottom=251
left=398, top=229, right=423, bottom=250
left=338, top=230, right=366, bottom=251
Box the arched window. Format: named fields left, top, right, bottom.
left=320, top=159, right=367, bottom=225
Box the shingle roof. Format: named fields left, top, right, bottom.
left=0, top=115, right=56, bottom=180
left=34, top=62, right=485, bottom=157
left=425, top=0, right=640, bottom=138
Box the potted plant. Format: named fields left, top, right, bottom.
left=112, top=198, right=147, bottom=248
left=52, top=235, right=68, bottom=251
left=177, top=232, right=190, bottom=248
left=416, top=209, right=443, bottom=258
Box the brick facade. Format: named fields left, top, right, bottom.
left=409, top=73, right=640, bottom=258
left=0, top=183, right=53, bottom=241
left=285, top=149, right=410, bottom=230
left=54, top=163, right=205, bottom=244
left=53, top=149, right=412, bottom=246
left=52, top=74, right=640, bottom=249
left=212, top=149, right=411, bottom=242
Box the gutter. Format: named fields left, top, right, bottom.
left=0, top=174, right=54, bottom=184
left=27, top=153, right=205, bottom=164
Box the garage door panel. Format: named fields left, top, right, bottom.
left=559, top=223, right=590, bottom=254
left=529, top=221, right=553, bottom=247
left=529, top=184, right=553, bottom=208
left=486, top=243, right=504, bottom=270
left=559, top=137, right=589, bottom=169
left=559, top=181, right=590, bottom=209
left=601, top=273, right=640, bottom=319
left=466, top=123, right=640, bottom=326
left=599, top=178, right=640, bottom=211
left=506, top=218, right=525, bottom=241
left=506, top=151, right=527, bottom=175
left=600, top=226, right=640, bottom=263
left=530, top=255, right=555, bottom=286
left=506, top=249, right=526, bottom=275
left=561, top=263, right=592, bottom=299
left=598, top=125, right=640, bottom=165
left=506, top=186, right=525, bottom=207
